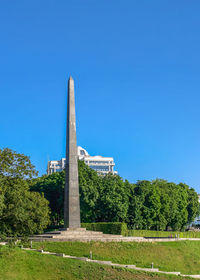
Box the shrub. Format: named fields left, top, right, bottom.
left=81, top=222, right=127, bottom=235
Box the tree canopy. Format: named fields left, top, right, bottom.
left=0, top=148, right=50, bottom=237
left=31, top=160, right=200, bottom=231
left=2, top=148, right=198, bottom=236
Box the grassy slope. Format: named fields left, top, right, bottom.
left=33, top=241, right=200, bottom=275
left=0, top=246, right=189, bottom=280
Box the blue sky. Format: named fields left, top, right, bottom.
left=1, top=0, right=200, bottom=191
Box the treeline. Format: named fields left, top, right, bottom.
left=31, top=160, right=200, bottom=231
left=0, top=147, right=199, bottom=236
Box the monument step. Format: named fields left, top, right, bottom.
left=103, top=234, right=123, bottom=238
left=32, top=234, right=123, bottom=240
left=40, top=234, right=104, bottom=239
left=31, top=237, right=126, bottom=242
left=44, top=231, right=63, bottom=235
left=59, top=231, right=103, bottom=235
left=66, top=228, right=86, bottom=231
left=35, top=234, right=103, bottom=239
left=42, top=230, right=104, bottom=237
left=35, top=230, right=123, bottom=240
left=52, top=235, right=103, bottom=239
left=45, top=228, right=87, bottom=235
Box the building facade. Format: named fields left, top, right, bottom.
left=47, top=146, right=117, bottom=176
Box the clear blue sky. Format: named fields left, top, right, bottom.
left=1, top=0, right=200, bottom=191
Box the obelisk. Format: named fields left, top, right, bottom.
left=64, top=76, right=81, bottom=228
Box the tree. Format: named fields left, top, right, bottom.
left=31, top=160, right=102, bottom=224
left=128, top=180, right=161, bottom=230
left=0, top=148, right=50, bottom=236
left=97, top=174, right=129, bottom=222
left=127, top=179, right=199, bottom=231
left=31, top=171, right=65, bottom=225
left=186, top=186, right=200, bottom=224
left=0, top=148, right=37, bottom=179
left=127, top=184, right=143, bottom=229
left=78, top=160, right=101, bottom=222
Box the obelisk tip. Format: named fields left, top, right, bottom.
left=69, top=76, right=73, bottom=81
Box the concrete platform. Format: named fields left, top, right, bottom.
left=30, top=228, right=126, bottom=242
left=30, top=228, right=200, bottom=242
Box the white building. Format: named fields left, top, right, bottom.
left=47, top=158, right=66, bottom=175
left=47, top=146, right=117, bottom=176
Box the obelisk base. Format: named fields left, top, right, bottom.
left=31, top=228, right=123, bottom=242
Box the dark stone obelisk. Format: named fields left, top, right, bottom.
left=64, top=76, right=81, bottom=228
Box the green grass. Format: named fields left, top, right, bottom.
left=33, top=240, right=200, bottom=275
left=0, top=245, right=189, bottom=280
left=126, top=229, right=200, bottom=238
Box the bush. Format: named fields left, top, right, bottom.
left=81, top=222, right=127, bottom=235
left=126, top=229, right=200, bottom=238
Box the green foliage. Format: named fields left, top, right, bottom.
left=81, top=222, right=127, bottom=235
left=0, top=148, right=38, bottom=179
left=31, top=161, right=102, bottom=224
left=31, top=171, right=65, bottom=225
left=1, top=180, right=50, bottom=236
left=187, top=186, right=200, bottom=223
left=78, top=160, right=101, bottom=222
left=126, top=229, right=200, bottom=238
left=0, top=148, right=50, bottom=237
left=1, top=148, right=199, bottom=237
left=31, top=160, right=199, bottom=231
left=128, top=179, right=199, bottom=231
left=97, top=174, right=129, bottom=222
